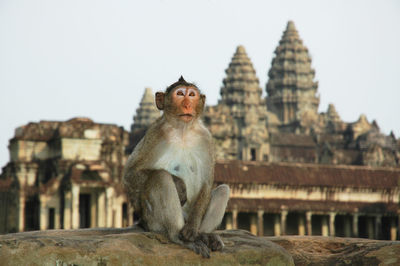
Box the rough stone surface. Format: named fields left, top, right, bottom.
left=267, top=235, right=400, bottom=266
left=2, top=228, right=400, bottom=265
left=0, top=228, right=294, bottom=266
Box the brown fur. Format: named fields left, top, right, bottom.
left=123, top=77, right=229, bottom=258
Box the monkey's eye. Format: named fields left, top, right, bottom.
left=176, top=88, right=185, bottom=96
left=188, top=88, right=197, bottom=97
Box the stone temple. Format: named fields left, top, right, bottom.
left=1, top=21, right=400, bottom=240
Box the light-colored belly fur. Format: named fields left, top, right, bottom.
left=153, top=138, right=208, bottom=211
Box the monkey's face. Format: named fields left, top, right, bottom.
left=170, top=86, right=201, bottom=123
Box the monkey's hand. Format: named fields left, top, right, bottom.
left=196, top=233, right=224, bottom=251
left=179, top=222, right=199, bottom=242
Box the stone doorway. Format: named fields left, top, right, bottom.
left=79, top=194, right=91, bottom=228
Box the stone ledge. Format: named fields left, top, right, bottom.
left=267, top=235, right=400, bottom=266
left=0, top=228, right=293, bottom=265
left=1, top=227, right=399, bottom=265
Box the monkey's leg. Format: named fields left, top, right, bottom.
left=141, top=170, right=210, bottom=258
left=141, top=170, right=184, bottom=239
left=199, top=184, right=230, bottom=233
left=198, top=184, right=230, bottom=251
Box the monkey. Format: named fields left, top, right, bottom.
left=123, top=76, right=230, bottom=258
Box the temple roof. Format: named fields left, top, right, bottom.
left=214, top=160, right=400, bottom=189
left=227, top=198, right=398, bottom=214
left=11, top=118, right=126, bottom=142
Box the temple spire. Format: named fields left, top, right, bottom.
left=220, top=45, right=265, bottom=118
left=266, top=21, right=319, bottom=127
left=131, top=88, right=160, bottom=133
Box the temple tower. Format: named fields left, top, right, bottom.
left=206, top=45, right=269, bottom=161
left=128, top=88, right=160, bottom=153
left=220, top=45, right=266, bottom=117
left=266, top=21, right=319, bottom=130
left=130, top=88, right=160, bottom=133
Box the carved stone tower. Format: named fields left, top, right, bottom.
left=205, top=45, right=269, bottom=161
left=219, top=45, right=265, bottom=117
left=128, top=88, right=160, bottom=153
left=131, top=88, right=160, bottom=133
left=266, top=21, right=319, bottom=131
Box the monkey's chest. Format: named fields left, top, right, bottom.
left=153, top=143, right=207, bottom=205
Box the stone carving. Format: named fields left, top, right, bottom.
left=0, top=118, right=130, bottom=233
left=128, top=87, right=161, bottom=153
left=204, top=45, right=269, bottom=161
left=201, top=21, right=399, bottom=167
left=266, top=21, right=319, bottom=128
left=131, top=87, right=160, bottom=133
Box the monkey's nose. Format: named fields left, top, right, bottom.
left=182, top=99, right=191, bottom=109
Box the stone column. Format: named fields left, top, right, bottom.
left=97, top=190, right=106, bottom=227
left=398, top=213, right=400, bottom=240
left=274, top=214, right=281, bottom=236
left=115, top=200, right=123, bottom=228
left=250, top=214, right=257, bottom=235
left=257, top=210, right=264, bottom=236
left=71, top=184, right=80, bottom=229
left=90, top=192, right=97, bottom=228
left=367, top=217, right=374, bottom=239
left=225, top=213, right=233, bottom=230
left=39, top=195, right=48, bottom=230
left=375, top=215, right=382, bottom=240
left=55, top=205, right=61, bottom=229
left=322, top=216, right=329, bottom=236
left=329, top=212, right=336, bottom=237
left=232, top=208, right=238, bottom=230
left=390, top=217, right=397, bottom=241
left=306, top=211, right=312, bottom=236
left=344, top=216, right=352, bottom=237
left=352, top=213, right=359, bottom=238
left=280, top=209, right=288, bottom=235
left=18, top=193, right=25, bottom=232
left=298, top=214, right=305, bottom=236
left=128, top=203, right=134, bottom=226
left=106, top=187, right=114, bottom=227
left=63, top=190, right=72, bottom=229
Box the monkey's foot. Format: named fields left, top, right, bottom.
left=197, top=233, right=224, bottom=251
left=171, top=235, right=210, bottom=258
left=186, top=240, right=210, bottom=258
left=179, top=224, right=197, bottom=242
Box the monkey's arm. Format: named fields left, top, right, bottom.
left=179, top=183, right=211, bottom=241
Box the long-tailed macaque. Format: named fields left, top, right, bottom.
left=123, top=76, right=230, bottom=258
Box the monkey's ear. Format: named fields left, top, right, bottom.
left=200, top=94, right=206, bottom=105
left=155, top=92, right=165, bottom=110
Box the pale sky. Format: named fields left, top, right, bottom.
left=1, top=0, right=399, bottom=169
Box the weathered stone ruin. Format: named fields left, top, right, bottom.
left=202, top=21, right=399, bottom=167
left=1, top=21, right=400, bottom=251
left=128, top=87, right=160, bottom=153
left=0, top=118, right=130, bottom=233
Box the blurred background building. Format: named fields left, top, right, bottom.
left=1, top=21, right=399, bottom=240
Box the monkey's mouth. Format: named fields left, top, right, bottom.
left=178, top=114, right=194, bottom=121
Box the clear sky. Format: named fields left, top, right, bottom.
left=1, top=0, right=399, bottom=169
